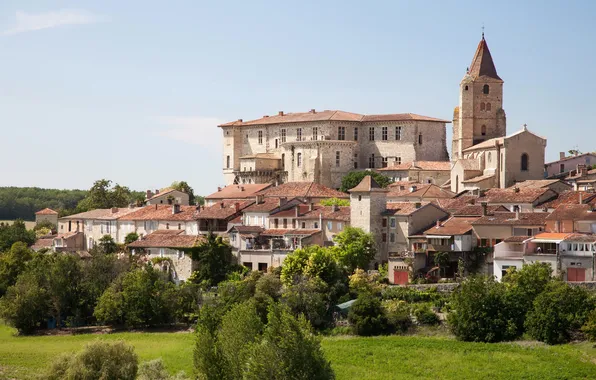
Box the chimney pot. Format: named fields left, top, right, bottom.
left=415, top=202, right=422, bottom=209
left=481, top=201, right=488, bottom=216
left=217, top=186, right=222, bottom=192
left=234, top=202, right=240, bottom=213
left=220, top=202, right=224, bottom=209
left=560, top=152, right=566, bottom=160
left=436, top=220, right=441, bottom=228
left=155, top=189, right=159, bottom=195
left=146, top=190, right=153, bottom=199
left=310, top=109, right=316, bottom=114
left=111, top=207, right=118, bottom=214
left=278, top=111, right=284, bottom=116
left=237, top=118, right=243, bottom=122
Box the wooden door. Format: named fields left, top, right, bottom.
left=393, top=270, right=409, bottom=285
left=567, top=268, right=586, bottom=282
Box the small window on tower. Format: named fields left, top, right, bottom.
left=521, top=153, right=529, bottom=171
left=464, top=85, right=469, bottom=91
left=481, top=125, right=486, bottom=136
left=486, top=103, right=491, bottom=111
left=480, top=103, right=485, bottom=111
left=483, top=84, right=490, bottom=94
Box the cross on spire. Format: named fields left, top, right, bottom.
left=482, top=24, right=485, bottom=39
left=522, top=123, right=528, bottom=131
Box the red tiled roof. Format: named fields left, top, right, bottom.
left=219, top=110, right=449, bottom=127
left=387, top=184, right=455, bottom=199
left=348, top=175, right=387, bottom=193
left=433, top=195, right=479, bottom=212
left=243, top=198, right=296, bottom=213
left=461, top=174, right=495, bottom=184
left=31, top=238, right=54, bottom=250
left=60, top=207, right=140, bottom=220
left=562, top=234, right=596, bottom=243
left=261, top=229, right=321, bottom=236
left=377, top=161, right=451, bottom=172
left=35, top=208, right=58, bottom=215
left=503, top=236, right=532, bottom=243
left=545, top=153, right=596, bottom=165
left=424, top=216, right=478, bottom=236
left=468, top=36, right=502, bottom=81
left=196, top=200, right=252, bottom=220
left=295, top=205, right=351, bottom=221
left=127, top=230, right=204, bottom=249
left=511, top=180, right=570, bottom=190
left=472, top=212, right=549, bottom=226
left=532, top=232, right=573, bottom=241
left=384, top=202, right=430, bottom=216
left=540, top=191, right=596, bottom=209
left=258, top=182, right=348, bottom=199
left=546, top=204, right=592, bottom=221
left=205, top=184, right=272, bottom=200
left=452, top=205, right=509, bottom=216
left=119, top=205, right=198, bottom=221
left=484, top=188, right=555, bottom=204
left=146, top=188, right=178, bottom=200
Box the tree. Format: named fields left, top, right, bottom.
left=348, top=292, right=389, bottom=336
left=525, top=281, right=594, bottom=345
left=76, top=179, right=137, bottom=211
left=0, top=220, right=36, bottom=251
left=0, top=271, right=49, bottom=334
left=280, top=247, right=312, bottom=287
left=448, top=276, right=518, bottom=343
left=98, top=234, right=118, bottom=254
left=189, top=233, right=234, bottom=287
left=282, top=276, right=330, bottom=329
left=124, top=232, right=139, bottom=245
left=332, top=227, right=376, bottom=272
left=45, top=341, right=138, bottom=380
left=171, top=181, right=196, bottom=205
left=0, top=242, right=34, bottom=297
left=319, top=198, right=350, bottom=206
left=340, top=171, right=393, bottom=193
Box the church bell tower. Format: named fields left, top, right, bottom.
left=452, top=33, right=506, bottom=161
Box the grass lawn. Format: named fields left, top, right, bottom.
left=1, top=323, right=596, bottom=379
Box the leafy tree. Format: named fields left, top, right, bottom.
left=340, top=171, right=393, bottom=193
left=319, top=198, right=350, bottom=206
left=0, top=186, right=87, bottom=221
left=280, top=247, right=312, bottom=286
left=195, top=195, right=206, bottom=206
left=0, top=242, right=34, bottom=297
left=0, top=271, right=49, bottom=334
left=45, top=253, right=84, bottom=327
left=0, top=220, right=36, bottom=251
left=76, top=179, right=137, bottom=211
left=349, top=268, right=383, bottom=296
left=332, top=227, right=376, bottom=272
left=33, top=219, right=56, bottom=232
left=383, top=299, right=412, bottom=333
left=525, top=281, right=594, bottom=345
left=448, top=276, right=518, bottom=343
left=138, top=358, right=187, bottom=380
left=45, top=341, right=138, bottom=380
left=348, top=292, right=388, bottom=336
left=581, top=309, right=596, bottom=341
left=98, top=234, right=118, bottom=254
left=171, top=181, right=196, bottom=205
left=282, top=276, right=330, bottom=329
left=124, top=232, right=139, bottom=245
left=189, top=233, right=234, bottom=287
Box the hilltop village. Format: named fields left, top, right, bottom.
left=34, top=35, right=596, bottom=285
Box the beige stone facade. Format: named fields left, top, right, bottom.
left=219, top=111, right=449, bottom=189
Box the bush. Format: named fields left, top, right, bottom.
left=45, top=340, right=138, bottom=380
left=282, top=277, right=331, bottom=329
left=383, top=300, right=412, bottom=333
left=525, top=281, right=594, bottom=345
left=382, top=286, right=442, bottom=303
left=581, top=309, right=596, bottom=342
left=412, top=305, right=440, bottom=326
left=348, top=293, right=388, bottom=336
left=138, top=358, right=188, bottom=380
left=448, top=276, right=518, bottom=342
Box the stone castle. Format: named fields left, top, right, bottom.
left=219, top=33, right=546, bottom=191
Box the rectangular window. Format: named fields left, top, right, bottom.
left=283, top=219, right=287, bottom=228
left=382, top=233, right=387, bottom=242
left=390, top=218, right=396, bottom=228
left=327, top=221, right=333, bottom=230
left=369, top=127, right=375, bottom=141
left=336, top=151, right=340, bottom=167
left=301, top=222, right=306, bottom=228
left=296, top=128, right=302, bottom=141
left=418, top=133, right=423, bottom=145
left=226, top=155, right=230, bottom=168
left=297, top=153, right=302, bottom=167
left=396, top=157, right=402, bottom=165
left=337, top=222, right=343, bottom=230
left=313, top=127, right=318, bottom=141
left=390, top=233, right=396, bottom=243
left=396, top=126, right=402, bottom=140
left=353, top=154, right=358, bottom=169
left=354, top=127, right=358, bottom=141
left=258, top=130, right=263, bottom=145
left=560, top=164, right=565, bottom=173
left=382, top=218, right=387, bottom=227
left=382, top=157, right=388, bottom=168
left=338, top=126, right=345, bottom=140
left=281, top=129, right=286, bottom=143
left=368, top=154, right=375, bottom=168
left=382, top=126, right=388, bottom=141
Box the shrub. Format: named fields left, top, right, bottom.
left=282, top=276, right=330, bottom=329
left=45, top=340, right=138, bottom=380
left=348, top=293, right=388, bottom=336
left=383, top=299, right=412, bottom=333
left=412, top=305, right=440, bottom=326
left=581, top=309, right=596, bottom=342
left=138, top=358, right=188, bottom=380
left=124, top=232, right=140, bottom=245
left=525, top=281, right=594, bottom=345
left=382, top=286, right=442, bottom=303
left=448, top=276, right=518, bottom=342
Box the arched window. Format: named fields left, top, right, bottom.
left=464, top=85, right=469, bottom=91
left=521, top=153, right=529, bottom=171
left=481, top=125, right=486, bottom=136
left=480, top=102, right=485, bottom=111
left=486, top=102, right=491, bottom=111
left=483, top=84, right=490, bottom=94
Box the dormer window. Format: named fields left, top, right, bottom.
left=483, top=84, right=490, bottom=94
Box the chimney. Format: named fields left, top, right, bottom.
left=234, top=202, right=240, bottom=213
left=146, top=190, right=153, bottom=199
left=172, top=204, right=180, bottom=214
left=436, top=220, right=441, bottom=228
left=560, top=152, right=566, bottom=160
left=514, top=187, right=520, bottom=193
left=410, top=185, right=417, bottom=193
left=278, top=111, right=284, bottom=116
left=481, top=201, right=488, bottom=216
left=555, top=220, right=560, bottom=233
left=220, top=201, right=225, bottom=209
left=111, top=207, right=118, bottom=214
left=309, top=202, right=314, bottom=211
left=237, top=118, right=243, bottom=122
left=217, top=187, right=222, bottom=192
left=155, top=189, right=160, bottom=195
left=415, top=202, right=422, bottom=209
left=155, top=204, right=158, bottom=210
left=310, top=109, right=316, bottom=114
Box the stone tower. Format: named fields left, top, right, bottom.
left=452, top=34, right=506, bottom=161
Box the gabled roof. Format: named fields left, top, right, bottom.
left=243, top=198, right=301, bottom=213
left=452, top=204, right=509, bottom=216
left=35, top=208, right=58, bottom=215
left=218, top=110, right=449, bottom=127
left=127, top=230, right=204, bottom=249
left=511, top=179, right=571, bottom=190
left=538, top=191, right=596, bottom=210
left=205, top=183, right=272, bottom=200
left=258, top=182, right=349, bottom=199
left=562, top=234, right=596, bottom=243
left=261, top=229, right=321, bottom=237
left=472, top=212, right=549, bottom=226
left=468, top=36, right=502, bottom=81
left=424, top=216, right=478, bottom=236
left=546, top=204, right=592, bottom=221
left=484, top=187, right=555, bottom=204
left=146, top=188, right=183, bottom=201
left=196, top=200, right=252, bottom=220
left=377, top=161, right=451, bottom=172
left=118, top=205, right=198, bottom=222
left=348, top=175, right=387, bottom=193
left=545, top=152, right=596, bottom=165
left=293, top=205, right=351, bottom=222
left=387, top=184, right=455, bottom=199
left=60, top=207, right=140, bottom=220
left=383, top=202, right=430, bottom=216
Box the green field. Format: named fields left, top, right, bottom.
left=1, top=323, right=596, bottom=379
left=0, top=220, right=36, bottom=230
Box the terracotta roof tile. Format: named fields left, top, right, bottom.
left=546, top=204, right=592, bottom=221
left=468, top=37, right=502, bottom=81
left=562, top=234, right=596, bottom=243
left=433, top=195, right=479, bottom=212
left=503, top=236, right=532, bottom=243
left=205, top=184, right=272, bottom=200
left=383, top=202, right=429, bottom=216
left=243, top=198, right=299, bottom=213
left=119, top=205, right=198, bottom=221
left=127, top=230, right=204, bottom=249
left=361, top=113, right=450, bottom=123
left=261, top=229, right=321, bottom=236
left=60, top=207, right=140, bottom=220
left=461, top=174, right=495, bottom=184
left=545, top=153, right=596, bottom=165
left=472, top=212, right=549, bottom=226
left=452, top=205, right=509, bottom=216
left=196, top=200, right=252, bottom=220
left=348, top=175, right=387, bottom=193
left=258, top=182, right=348, bottom=199
left=484, top=188, right=555, bottom=204
left=424, top=216, right=478, bottom=236
left=294, top=205, right=351, bottom=221
left=35, top=208, right=58, bottom=215
left=146, top=188, right=178, bottom=200
left=512, top=179, right=570, bottom=190
left=540, top=191, right=596, bottom=209
left=31, top=238, right=54, bottom=250
left=387, top=184, right=455, bottom=199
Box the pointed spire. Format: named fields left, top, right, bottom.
left=468, top=35, right=502, bottom=81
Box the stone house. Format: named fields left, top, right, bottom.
left=204, top=183, right=272, bottom=206
left=145, top=188, right=190, bottom=206
left=128, top=230, right=204, bottom=282
left=219, top=110, right=450, bottom=189
left=195, top=200, right=253, bottom=235
left=545, top=204, right=596, bottom=233
left=118, top=204, right=200, bottom=239
left=472, top=211, right=548, bottom=247
left=376, top=161, right=452, bottom=185
left=35, top=208, right=59, bottom=226
left=545, top=152, right=596, bottom=178
left=482, top=187, right=557, bottom=212
left=510, top=179, right=572, bottom=194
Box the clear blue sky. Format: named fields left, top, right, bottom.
left=1, top=0, right=595, bottom=195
